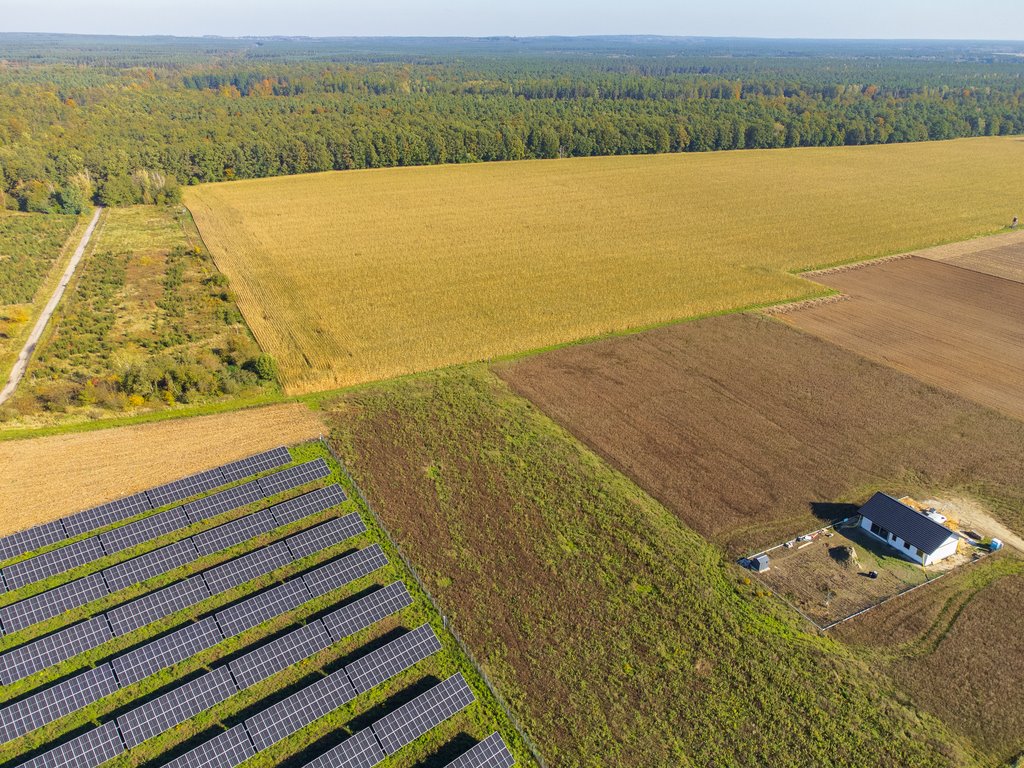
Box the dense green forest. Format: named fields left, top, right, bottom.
left=1, top=34, right=1023, bottom=212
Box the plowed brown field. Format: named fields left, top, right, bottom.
left=914, top=229, right=1024, bottom=283
left=781, top=257, right=1024, bottom=421
left=497, top=314, right=1024, bottom=553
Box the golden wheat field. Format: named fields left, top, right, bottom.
left=184, top=137, right=1024, bottom=393
left=0, top=403, right=325, bottom=534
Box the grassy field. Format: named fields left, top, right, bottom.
left=326, top=367, right=979, bottom=767
left=185, top=136, right=1024, bottom=394
left=0, top=206, right=279, bottom=429
left=0, top=403, right=323, bottom=535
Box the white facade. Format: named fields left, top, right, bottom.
left=859, top=515, right=958, bottom=565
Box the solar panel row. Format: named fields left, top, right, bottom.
left=201, top=542, right=293, bottom=595
left=0, top=573, right=109, bottom=635
left=161, top=725, right=255, bottom=768
left=0, top=520, right=69, bottom=564
left=443, top=733, right=515, bottom=768
left=228, top=620, right=334, bottom=690
left=191, top=508, right=278, bottom=557
left=302, top=729, right=384, bottom=768
left=64, top=492, right=153, bottom=538
left=184, top=480, right=265, bottom=526
left=0, top=663, right=120, bottom=744
left=371, top=673, right=476, bottom=755
left=270, top=485, right=348, bottom=527
left=3, top=537, right=107, bottom=591
left=321, top=582, right=413, bottom=643
left=214, top=578, right=312, bottom=639
left=302, top=545, right=388, bottom=599
left=147, top=467, right=227, bottom=510
left=344, top=624, right=441, bottom=695
left=99, top=507, right=193, bottom=556
left=111, top=618, right=224, bottom=687
left=258, top=459, right=331, bottom=498
left=285, top=514, right=365, bottom=561
left=220, top=447, right=293, bottom=484
left=0, top=617, right=113, bottom=685
left=244, top=667, right=356, bottom=751
left=117, top=666, right=238, bottom=749
left=13, top=721, right=125, bottom=768
left=102, top=539, right=199, bottom=594
left=106, top=575, right=212, bottom=637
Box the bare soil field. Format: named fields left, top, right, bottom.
left=0, top=403, right=324, bottom=533
left=783, top=256, right=1024, bottom=421
left=497, top=313, right=1024, bottom=555
left=913, top=229, right=1024, bottom=283
left=836, top=559, right=1024, bottom=763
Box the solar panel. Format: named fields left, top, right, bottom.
left=0, top=617, right=113, bottom=685
left=99, top=507, right=193, bottom=556
left=202, top=542, right=293, bottom=596
left=111, top=617, right=224, bottom=687
left=64, top=492, right=154, bottom=538
left=228, top=620, right=333, bottom=689
left=0, top=520, right=69, bottom=563
left=116, top=666, right=238, bottom=749
left=102, top=539, right=199, bottom=593
left=344, top=624, right=441, bottom=695
left=285, top=514, right=365, bottom=561
left=443, top=733, right=515, bottom=768
left=258, top=459, right=331, bottom=498
left=320, top=582, right=413, bottom=643
left=0, top=573, right=110, bottom=634
left=219, top=447, right=293, bottom=484
left=162, top=725, right=255, bottom=768
left=302, top=546, right=388, bottom=600
left=191, top=508, right=279, bottom=557
left=147, top=467, right=225, bottom=509
left=214, top=579, right=312, bottom=638
left=106, top=575, right=211, bottom=637
left=371, top=673, right=475, bottom=755
left=0, top=664, right=120, bottom=743
left=185, top=480, right=266, bottom=525
left=271, top=485, right=349, bottom=528
left=13, top=721, right=124, bottom=768
left=301, top=729, right=385, bottom=768
left=245, top=668, right=356, bottom=751
left=3, top=537, right=107, bottom=591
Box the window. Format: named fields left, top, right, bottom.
left=917, top=548, right=925, bottom=557
left=870, top=522, right=882, bottom=536
left=904, top=540, right=911, bottom=550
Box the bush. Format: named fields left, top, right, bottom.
left=252, top=354, right=278, bottom=382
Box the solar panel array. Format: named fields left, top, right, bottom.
left=303, top=729, right=385, bottom=768
left=106, top=575, right=211, bottom=637
left=258, top=459, right=330, bottom=497
left=15, top=721, right=125, bottom=768
left=192, top=509, right=278, bottom=557
left=185, top=481, right=265, bottom=525
left=371, top=673, right=476, bottom=755
left=228, top=620, right=334, bottom=689
left=0, top=664, right=120, bottom=743
left=245, top=668, right=356, bottom=751
left=220, top=447, right=293, bottom=484
left=3, top=538, right=107, bottom=591
left=344, top=625, right=441, bottom=695
left=201, top=542, right=293, bottom=595
left=0, top=573, right=109, bottom=634
left=117, top=666, right=238, bottom=749
left=99, top=507, right=193, bottom=556
left=64, top=492, right=153, bottom=538
left=444, top=733, right=515, bottom=768
left=214, top=579, right=312, bottom=638
left=302, top=546, right=388, bottom=599
left=0, top=617, right=113, bottom=685
left=271, top=485, right=348, bottom=527
left=285, top=514, right=365, bottom=561
left=321, top=582, right=413, bottom=643
left=147, top=467, right=228, bottom=510
left=162, top=725, right=255, bottom=768
left=102, top=539, right=199, bottom=593
left=0, top=521, right=68, bottom=563
left=111, top=618, right=224, bottom=687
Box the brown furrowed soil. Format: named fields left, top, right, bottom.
left=782, top=256, right=1024, bottom=421
left=0, top=403, right=324, bottom=533
left=835, top=558, right=1024, bottom=763
left=913, top=229, right=1024, bottom=283
left=327, top=368, right=973, bottom=767
left=496, top=313, right=1024, bottom=555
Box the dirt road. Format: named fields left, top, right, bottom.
left=0, top=207, right=102, bottom=406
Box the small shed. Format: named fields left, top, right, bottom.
left=858, top=492, right=959, bottom=566
left=751, top=554, right=770, bottom=572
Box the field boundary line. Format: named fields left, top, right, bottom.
left=759, top=293, right=852, bottom=315
left=319, top=437, right=548, bottom=768
left=801, top=252, right=914, bottom=278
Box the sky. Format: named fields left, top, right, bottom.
left=0, top=0, right=1020, bottom=40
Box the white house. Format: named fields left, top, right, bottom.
left=858, top=492, right=959, bottom=566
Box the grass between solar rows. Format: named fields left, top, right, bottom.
left=0, top=442, right=533, bottom=768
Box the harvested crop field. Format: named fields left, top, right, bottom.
left=784, top=256, right=1024, bottom=421
left=0, top=403, right=324, bottom=534
left=835, top=558, right=1024, bottom=763
left=186, top=137, right=1024, bottom=394
left=914, top=229, right=1024, bottom=283
left=327, top=368, right=974, bottom=767
left=497, top=313, right=1024, bottom=554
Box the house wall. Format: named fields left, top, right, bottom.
left=922, top=536, right=959, bottom=566
left=859, top=515, right=958, bottom=565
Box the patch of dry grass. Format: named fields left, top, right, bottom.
left=0, top=403, right=324, bottom=533
left=185, top=137, right=1024, bottom=394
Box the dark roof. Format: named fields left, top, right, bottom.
left=859, top=492, right=957, bottom=554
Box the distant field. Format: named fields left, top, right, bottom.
left=186, top=137, right=1024, bottom=394
left=914, top=229, right=1024, bottom=283
left=497, top=313, right=1024, bottom=554
left=0, top=403, right=324, bottom=534
left=785, top=257, right=1024, bottom=420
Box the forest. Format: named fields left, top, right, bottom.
left=1, top=34, right=1023, bottom=212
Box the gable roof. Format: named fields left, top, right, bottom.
left=859, top=492, right=958, bottom=554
